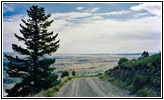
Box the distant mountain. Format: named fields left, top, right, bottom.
left=116, top=52, right=158, bottom=55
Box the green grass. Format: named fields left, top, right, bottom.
left=111, top=80, right=127, bottom=88
left=137, top=88, right=157, bottom=97
left=98, top=75, right=106, bottom=80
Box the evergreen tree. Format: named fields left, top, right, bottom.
left=4, top=5, right=60, bottom=97
left=72, top=70, right=76, bottom=76
left=142, top=51, right=149, bottom=57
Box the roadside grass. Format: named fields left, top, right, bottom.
left=98, top=74, right=108, bottom=80
left=30, top=74, right=97, bottom=97
left=137, top=88, right=158, bottom=97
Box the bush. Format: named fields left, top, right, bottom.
left=47, top=93, right=54, bottom=97
left=133, top=75, right=149, bottom=91
left=98, top=74, right=106, bottom=80
left=118, top=58, right=128, bottom=66
left=61, top=71, right=69, bottom=78
left=37, top=90, right=54, bottom=97
left=108, top=77, right=115, bottom=81
left=137, top=88, right=157, bottom=97
left=53, top=86, right=60, bottom=91
left=112, top=80, right=127, bottom=88
left=67, top=76, right=72, bottom=80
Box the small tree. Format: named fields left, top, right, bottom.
left=4, top=5, right=59, bottom=96
left=72, top=70, right=76, bottom=76
left=142, top=51, right=149, bottom=57
left=61, top=71, right=69, bottom=78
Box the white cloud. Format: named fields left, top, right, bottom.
left=3, top=15, right=27, bottom=52
left=76, top=7, right=84, bottom=10
left=51, top=12, right=91, bottom=21
left=133, top=12, right=150, bottom=18
left=49, top=15, right=161, bottom=53
left=96, top=10, right=131, bottom=16
left=84, top=7, right=100, bottom=13
left=130, top=3, right=162, bottom=16
left=3, top=9, right=161, bottom=53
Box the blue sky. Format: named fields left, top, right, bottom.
left=3, top=2, right=162, bottom=54
left=3, top=3, right=139, bottom=16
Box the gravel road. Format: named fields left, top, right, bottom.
left=56, top=77, right=136, bottom=97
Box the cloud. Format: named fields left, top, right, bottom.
left=133, top=12, right=150, bottom=18
left=84, top=7, right=99, bottom=13
left=3, top=4, right=14, bottom=13
left=51, top=12, right=91, bottom=21
left=96, top=10, right=131, bottom=16
left=3, top=15, right=28, bottom=52
left=3, top=6, right=161, bottom=53
left=49, top=15, right=161, bottom=53
left=130, top=3, right=162, bottom=16
left=76, top=7, right=84, bottom=10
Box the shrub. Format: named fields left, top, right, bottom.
left=133, top=75, right=149, bottom=91
left=112, top=80, right=127, bottom=88
left=108, top=77, right=115, bottom=81
left=53, top=86, right=60, bottom=91
left=137, top=88, right=157, bottom=97
left=98, top=74, right=106, bottom=80
left=61, top=71, right=69, bottom=78
left=37, top=90, right=54, bottom=97
left=67, top=76, right=72, bottom=80
left=47, top=93, right=54, bottom=97
left=118, top=58, right=128, bottom=66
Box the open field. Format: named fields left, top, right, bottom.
left=51, top=54, right=140, bottom=75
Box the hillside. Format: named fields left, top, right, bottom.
left=104, top=52, right=161, bottom=97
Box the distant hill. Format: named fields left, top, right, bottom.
left=3, top=52, right=17, bottom=67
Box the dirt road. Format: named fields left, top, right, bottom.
left=56, top=77, right=135, bottom=97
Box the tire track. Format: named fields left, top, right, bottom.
left=89, top=77, right=133, bottom=97
left=86, top=77, right=107, bottom=97
left=71, top=78, right=80, bottom=97
left=77, top=78, right=99, bottom=97
left=56, top=77, right=135, bottom=97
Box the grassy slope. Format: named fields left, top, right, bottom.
left=103, top=53, right=161, bottom=97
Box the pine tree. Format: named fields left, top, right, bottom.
left=142, top=51, right=149, bottom=57
left=72, top=70, right=76, bottom=76
left=4, top=5, right=60, bottom=97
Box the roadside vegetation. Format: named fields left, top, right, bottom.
left=102, top=51, right=161, bottom=97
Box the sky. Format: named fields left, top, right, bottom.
left=3, top=2, right=162, bottom=54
